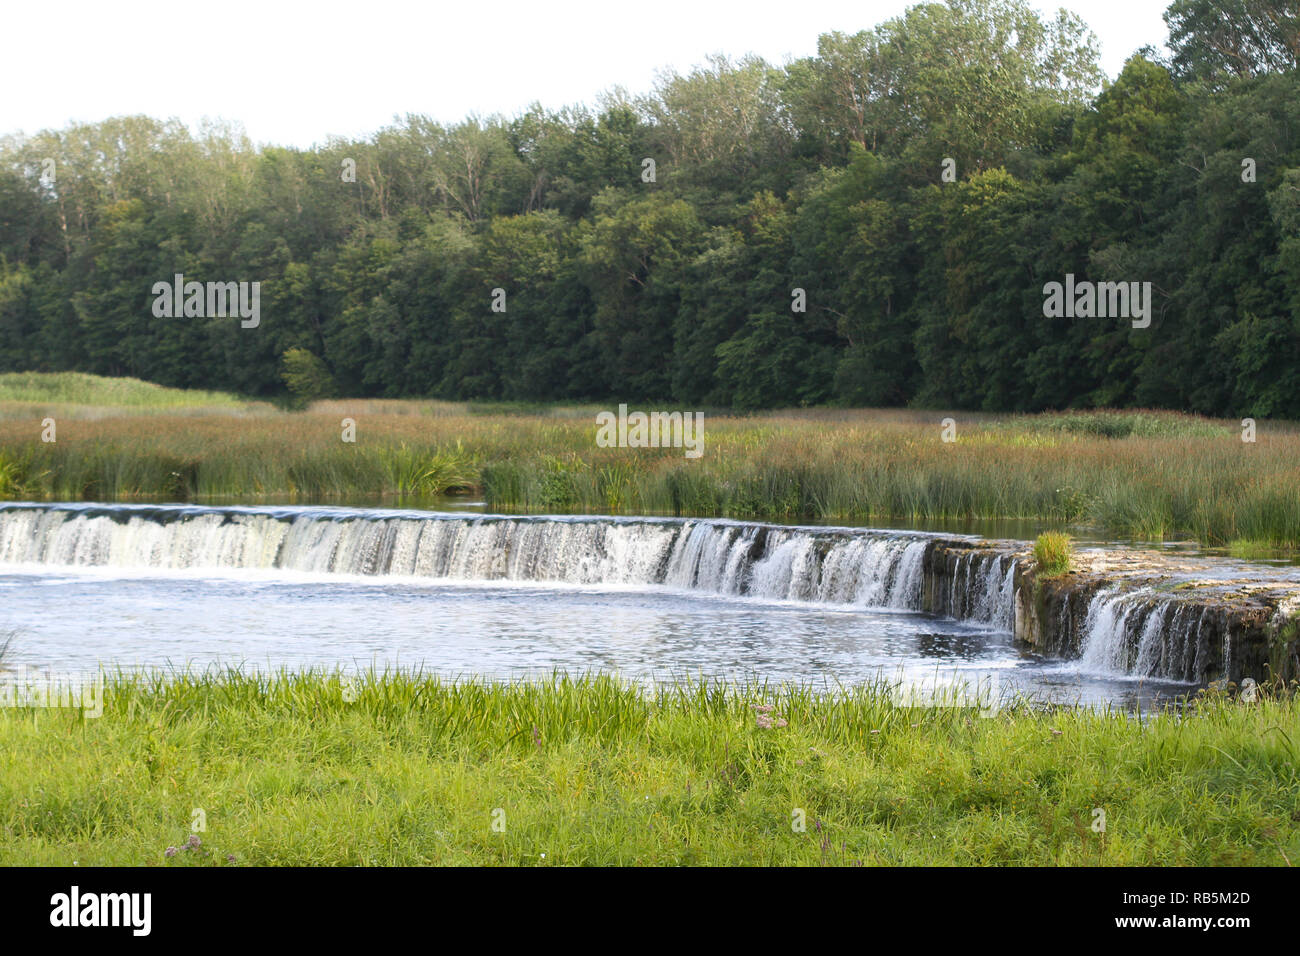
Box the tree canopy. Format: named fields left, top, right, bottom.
left=2, top=0, right=1298, bottom=416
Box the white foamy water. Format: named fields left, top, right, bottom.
left=0, top=503, right=951, bottom=609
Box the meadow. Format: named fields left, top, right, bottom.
left=3, top=377, right=1297, bottom=867
left=0, top=671, right=1295, bottom=866
left=1, top=373, right=1299, bottom=548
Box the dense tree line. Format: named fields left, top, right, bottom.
left=2, top=0, right=1299, bottom=414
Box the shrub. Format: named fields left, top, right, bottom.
left=280, top=349, right=337, bottom=405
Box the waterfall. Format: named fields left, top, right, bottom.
left=1077, top=588, right=1226, bottom=683
left=0, top=503, right=1013, bottom=624
left=923, top=548, right=1016, bottom=626
left=3, top=503, right=1277, bottom=684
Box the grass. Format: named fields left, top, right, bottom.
left=1007, top=410, right=1228, bottom=440
left=1228, top=539, right=1280, bottom=560
left=0, top=670, right=1295, bottom=866
left=377, top=442, right=477, bottom=496
left=1034, top=532, right=1074, bottom=576
left=0, top=372, right=258, bottom=412
left=3, top=373, right=1300, bottom=547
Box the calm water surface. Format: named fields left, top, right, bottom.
left=1, top=562, right=1191, bottom=708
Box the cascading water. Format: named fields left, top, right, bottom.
left=941, top=551, right=1016, bottom=629
left=1076, top=588, right=1226, bottom=683
left=5, top=501, right=1279, bottom=697
left=0, top=503, right=1011, bottom=621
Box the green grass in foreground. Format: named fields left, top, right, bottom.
left=1, top=672, right=1296, bottom=866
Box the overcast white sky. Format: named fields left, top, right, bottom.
left=3, top=0, right=1174, bottom=148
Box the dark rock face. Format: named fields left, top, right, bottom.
left=1010, top=564, right=1105, bottom=660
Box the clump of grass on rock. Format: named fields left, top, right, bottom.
left=1034, top=531, right=1074, bottom=576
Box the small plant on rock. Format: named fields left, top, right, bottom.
left=1034, top=531, right=1074, bottom=576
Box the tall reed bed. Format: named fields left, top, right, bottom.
left=2, top=403, right=1298, bottom=547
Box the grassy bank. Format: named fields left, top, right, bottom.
left=1, top=374, right=1299, bottom=547
left=0, top=371, right=265, bottom=414
left=0, top=672, right=1295, bottom=866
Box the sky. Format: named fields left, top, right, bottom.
left=2, top=0, right=1175, bottom=149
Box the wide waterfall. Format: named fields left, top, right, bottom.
left=0, top=503, right=1001, bottom=615
left=5, top=502, right=1290, bottom=686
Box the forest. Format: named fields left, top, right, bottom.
left=1, top=0, right=1298, bottom=415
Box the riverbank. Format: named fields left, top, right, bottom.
left=0, top=672, right=1295, bottom=866
left=2, top=375, right=1298, bottom=548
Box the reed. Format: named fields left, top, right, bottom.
left=2, top=374, right=1299, bottom=548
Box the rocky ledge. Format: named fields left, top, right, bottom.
left=924, top=539, right=1300, bottom=685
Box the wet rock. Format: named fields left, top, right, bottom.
left=1005, top=545, right=1300, bottom=685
